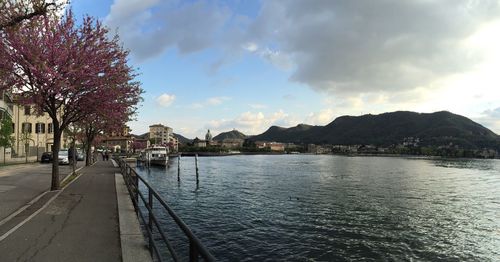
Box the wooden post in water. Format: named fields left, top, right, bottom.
left=195, top=154, right=199, bottom=186
left=177, top=155, right=181, bottom=181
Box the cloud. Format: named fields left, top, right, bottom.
left=105, top=0, right=231, bottom=61
left=476, top=107, right=500, bottom=134
left=247, top=0, right=500, bottom=94
left=482, top=107, right=500, bottom=118
left=189, top=96, right=231, bottom=109
left=305, top=109, right=335, bottom=125
left=206, top=110, right=299, bottom=135
left=155, top=93, right=175, bottom=107
left=106, top=0, right=500, bottom=112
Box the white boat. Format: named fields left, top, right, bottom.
left=141, top=146, right=169, bottom=166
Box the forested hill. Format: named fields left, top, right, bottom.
left=251, top=111, right=500, bottom=150
left=213, top=130, right=247, bottom=141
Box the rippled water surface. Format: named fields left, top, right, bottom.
left=136, top=155, right=500, bottom=261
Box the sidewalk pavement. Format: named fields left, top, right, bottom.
left=0, top=160, right=124, bottom=262
left=0, top=161, right=85, bottom=222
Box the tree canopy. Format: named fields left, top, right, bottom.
left=0, top=10, right=142, bottom=190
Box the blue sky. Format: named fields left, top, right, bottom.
left=71, top=0, right=500, bottom=137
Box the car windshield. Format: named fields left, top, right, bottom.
left=59, top=150, right=68, bottom=156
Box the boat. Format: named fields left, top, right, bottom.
left=140, top=146, right=169, bottom=166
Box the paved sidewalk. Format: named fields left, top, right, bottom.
left=0, top=161, right=121, bottom=262
left=0, top=161, right=85, bottom=222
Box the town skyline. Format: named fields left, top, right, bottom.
left=71, top=0, right=500, bottom=137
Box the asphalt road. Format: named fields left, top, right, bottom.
left=0, top=161, right=84, bottom=222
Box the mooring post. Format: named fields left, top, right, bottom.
left=195, top=154, right=199, bottom=185
left=177, top=155, right=181, bottom=181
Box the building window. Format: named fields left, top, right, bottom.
left=48, top=123, right=53, bottom=133
left=24, top=106, right=31, bottom=115
left=22, top=122, right=32, bottom=133
left=35, top=123, right=45, bottom=134
left=11, top=123, right=14, bottom=134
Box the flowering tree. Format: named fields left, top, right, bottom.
left=0, top=11, right=142, bottom=190
left=80, top=101, right=140, bottom=166
left=131, top=140, right=147, bottom=153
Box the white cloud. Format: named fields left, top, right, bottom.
left=155, top=93, right=175, bottom=107
left=305, top=109, right=335, bottom=125
left=189, top=96, right=231, bottom=109
left=242, top=42, right=258, bottom=52
left=105, top=0, right=230, bottom=61
left=248, top=0, right=500, bottom=95
left=205, top=110, right=299, bottom=136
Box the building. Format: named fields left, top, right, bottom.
left=149, top=124, right=173, bottom=145
left=255, top=141, right=285, bottom=152
left=103, top=126, right=133, bottom=153
left=205, top=129, right=212, bottom=142
left=268, top=142, right=285, bottom=152
left=221, top=138, right=244, bottom=149
left=192, top=137, right=207, bottom=148
left=149, top=123, right=180, bottom=152
left=12, top=103, right=65, bottom=157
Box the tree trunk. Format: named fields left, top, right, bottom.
left=84, top=128, right=95, bottom=166
left=85, top=139, right=93, bottom=166
left=51, top=124, right=61, bottom=191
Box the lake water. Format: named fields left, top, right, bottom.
left=135, top=155, right=500, bottom=261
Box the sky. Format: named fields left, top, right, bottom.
left=70, top=0, right=500, bottom=138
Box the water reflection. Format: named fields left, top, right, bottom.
left=136, top=155, right=500, bottom=261
left=429, top=158, right=496, bottom=170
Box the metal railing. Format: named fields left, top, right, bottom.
left=118, top=159, right=216, bottom=262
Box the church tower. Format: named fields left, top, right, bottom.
left=205, top=129, right=212, bottom=142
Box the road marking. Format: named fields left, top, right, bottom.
left=0, top=169, right=86, bottom=242
left=0, top=191, right=48, bottom=227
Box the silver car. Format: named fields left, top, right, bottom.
left=59, top=149, right=69, bottom=165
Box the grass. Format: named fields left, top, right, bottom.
left=61, top=171, right=81, bottom=188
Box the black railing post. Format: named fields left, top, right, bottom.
left=189, top=239, right=199, bottom=262
left=148, top=188, right=154, bottom=257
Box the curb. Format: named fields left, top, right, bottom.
left=115, top=173, right=152, bottom=262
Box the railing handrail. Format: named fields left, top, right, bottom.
left=118, top=158, right=216, bottom=262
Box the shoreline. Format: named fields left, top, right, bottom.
left=174, top=152, right=499, bottom=160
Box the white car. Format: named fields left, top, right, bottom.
left=59, top=149, right=69, bottom=165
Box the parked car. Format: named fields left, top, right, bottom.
left=40, top=152, right=52, bottom=163
left=77, top=149, right=84, bottom=161
left=59, top=149, right=69, bottom=165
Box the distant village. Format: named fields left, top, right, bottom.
left=2, top=102, right=497, bottom=165
left=100, top=123, right=498, bottom=159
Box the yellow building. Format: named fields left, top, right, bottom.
left=11, top=104, right=65, bottom=157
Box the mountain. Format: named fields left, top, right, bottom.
left=131, top=132, right=192, bottom=144
left=173, top=133, right=192, bottom=144
left=251, top=124, right=322, bottom=143
left=213, top=129, right=247, bottom=141
left=251, top=111, right=500, bottom=149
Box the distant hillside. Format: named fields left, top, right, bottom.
left=251, top=111, right=500, bottom=150
left=131, top=132, right=192, bottom=144
left=173, top=133, right=192, bottom=144
left=213, top=130, right=247, bottom=141
left=252, top=124, right=322, bottom=143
